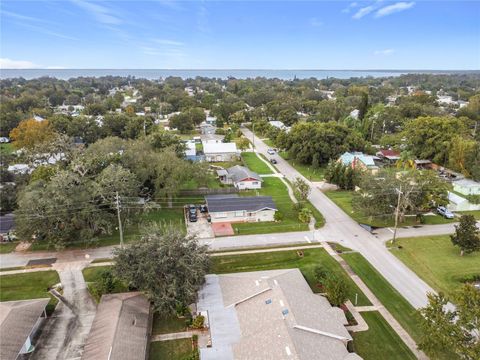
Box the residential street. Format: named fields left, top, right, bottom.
left=241, top=127, right=437, bottom=309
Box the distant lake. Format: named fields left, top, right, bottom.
left=0, top=69, right=474, bottom=80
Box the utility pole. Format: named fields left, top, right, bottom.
left=392, top=185, right=402, bottom=245
left=252, top=121, right=255, bottom=151
left=115, top=192, right=124, bottom=248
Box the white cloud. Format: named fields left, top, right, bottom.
left=375, top=2, right=415, bottom=18
left=0, top=58, right=41, bottom=69
left=71, top=0, right=122, bottom=25
left=352, top=5, right=376, bottom=19
left=374, top=49, right=395, bottom=55
left=342, top=2, right=359, bottom=13
left=153, top=39, right=184, bottom=46
left=309, top=17, right=323, bottom=27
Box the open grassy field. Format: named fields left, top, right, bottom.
left=456, top=210, right=480, bottom=219
left=211, top=247, right=371, bottom=306
left=241, top=152, right=273, bottom=174
left=232, top=177, right=322, bottom=234
left=0, top=271, right=60, bottom=314
left=391, top=235, right=480, bottom=297
left=352, top=311, right=416, bottom=360
left=279, top=151, right=325, bottom=181
left=325, top=190, right=456, bottom=227
left=149, top=339, right=195, bottom=360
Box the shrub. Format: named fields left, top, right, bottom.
left=191, top=315, right=205, bottom=329
left=274, top=211, right=284, bottom=221
left=298, top=207, right=312, bottom=223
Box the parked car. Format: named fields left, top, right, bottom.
left=206, top=215, right=211, bottom=223
left=189, top=212, right=198, bottom=222
left=437, top=206, right=454, bottom=219
left=267, top=149, right=275, bottom=155
left=188, top=204, right=197, bottom=215
left=270, top=158, right=277, bottom=164
left=199, top=204, right=208, bottom=213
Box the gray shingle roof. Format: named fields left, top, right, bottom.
left=205, top=195, right=276, bottom=213
left=0, top=298, right=50, bottom=360
left=82, top=292, right=150, bottom=360
left=227, top=165, right=261, bottom=183
left=0, top=213, right=15, bottom=234
left=209, top=269, right=359, bottom=360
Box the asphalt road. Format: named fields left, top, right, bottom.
left=242, top=127, right=437, bottom=309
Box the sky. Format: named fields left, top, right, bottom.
left=0, top=0, right=479, bottom=70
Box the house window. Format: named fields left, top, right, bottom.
left=252, top=182, right=258, bottom=185
left=235, top=211, right=244, bottom=217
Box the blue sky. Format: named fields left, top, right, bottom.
left=1, top=1, right=479, bottom=69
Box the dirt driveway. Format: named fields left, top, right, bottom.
left=186, top=212, right=214, bottom=239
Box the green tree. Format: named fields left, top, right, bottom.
left=450, top=215, right=480, bottom=256
left=113, top=224, right=209, bottom=313
left=419, top=284, right=480, bottom=359
left=293, top=177, right=311, bottom=202
left=298, top=207, right=312, bottom=223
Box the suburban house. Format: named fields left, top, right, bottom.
left=82, top=292, right=151, bottom=360
left=185, top=141, right=197, bottom=160
left=197, top=269, right=361, bottom=360
left=269, top=120, right=291, bottom=132
left=376, top=149, right=400, bottom=164
left=453, top=179, right=480, bottom=196
left=338, top=152, right=379, bottom=172
left=447, top=191, right=480, bottom=212
left=0, top=298, right=50, bottom=359
left=217, top=165, right=262, bottom=190
left=0, top=213, right=15, bottom=242
left=414, top=159, right=434, bottom=170
left=205, top=194, right=277, bottom=223
left=203, top=141, right=239, bottom=162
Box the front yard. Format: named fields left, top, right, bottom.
left=0, top=271, right=60, bottom=314
left=325, top=190, right=456, bottom=227
left=352, top=311, right=416, bottom=360
left=391, top=235, right=480, bottom=297
left=241, top=152, right=273, bottom=175
left=232, top=177, right=324, bottom=235
left=211, top=248, right=371, bottom=306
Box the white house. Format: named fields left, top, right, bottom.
left=269, top=120, right=291, bottom=132
left=453, top=179, right=480, bottom=196
left=205, top=194, right=277, bottom=223
left=217, top=165, right=262, bottom=190
left=447, top=191, right=480, bottom=212
left=203, top=141, right=239, bottom=162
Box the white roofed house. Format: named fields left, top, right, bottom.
left=203, top=140, right=239, bottom=162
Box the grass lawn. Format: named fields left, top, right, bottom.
left=391, top=235, right=480, bottom=297
left=30, top=207, right=185, bottom=251
left=340, top=252, right=423, bottom=343
left=241, top=152, right=273, bottom=174
left=0, top=241, right=18, bottom=254
left=232, top=177, right=309, bottom=235
left=0, top=142, right=14, bottom=156
left=152, top=313, right=187, bottom=335
left=279, top=151, right=325, bottom=181
left=0, top=271, right=60, bottom=314
left=352, top=311, right=416, bottom=360
left=325, top=190, right=456, bottom=228
left=456, top=210, right=480, bottom=220
left=149, top=339, right=195, bottom=360
left=211, top=248, right=371, bottom=306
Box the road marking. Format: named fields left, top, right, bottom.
left=387, top=227, right=394, bottom=234
left=304, top=236, right=311, bottom=243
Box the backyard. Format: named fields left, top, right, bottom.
left=0, top=271, right=60, bottom=314
left=391, top=235, right=480, bottom=297
left=325, top=190, right=456, bottom=227
left=232, top=177, right=324, bottom=234
left=211, top=248, right=371, bottom=306
left=241, top=152, right=273, bottom=174
left=149, top=339, right=196, bottom=360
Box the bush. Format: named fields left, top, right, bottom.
left=298, top=207, right=312, bottom=223
left=274, top=211, right=284, bottom=221
left=191, top=315, right=205, bottom=329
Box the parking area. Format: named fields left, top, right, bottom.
left=185, top=207, right=214, bottom=239
left=211, top=222, right=235, bottom=237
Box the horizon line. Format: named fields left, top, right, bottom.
left=1, top=68, right=479, bottom=72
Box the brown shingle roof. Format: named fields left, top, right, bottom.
left=82, top=292, right=151, bottom=360
left=0, top=298, right=49, bottom=360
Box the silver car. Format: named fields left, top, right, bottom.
left=437, top=206, right=454, bottom=219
